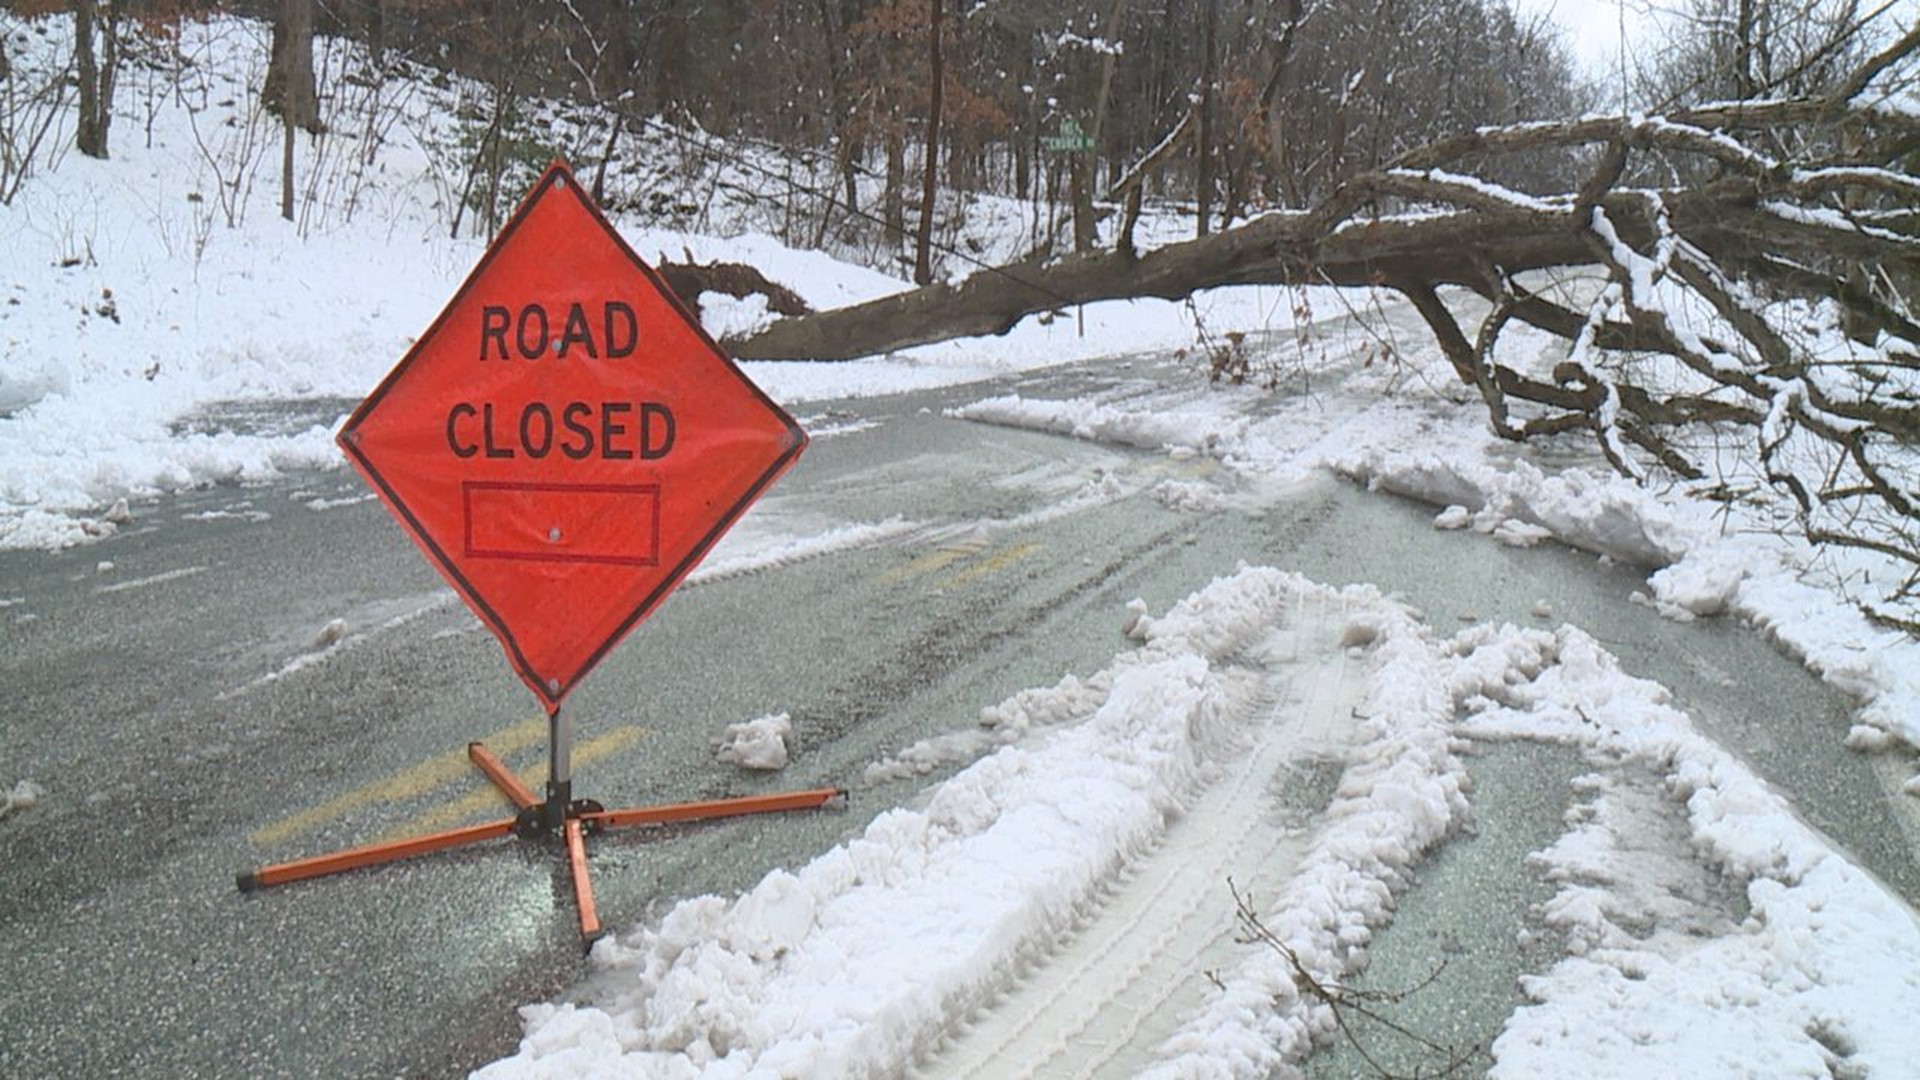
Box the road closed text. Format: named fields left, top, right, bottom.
left=447, top=300, right=675, bottom=461
left=446, top=400, right=675, bottom=460
left=482, top=301, right=638, bottom=360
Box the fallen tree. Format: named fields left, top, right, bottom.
left=729, top=26, right=1920, bottom=628
left=657, top=255, right=811, bottom=321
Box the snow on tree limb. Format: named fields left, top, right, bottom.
left=729, top=35, right=1920, bottom=624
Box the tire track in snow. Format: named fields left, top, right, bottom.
left=920, top=593, right=1368, bottom=1079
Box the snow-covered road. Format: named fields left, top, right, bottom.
left=924, top=594, right=1365, bottom=1079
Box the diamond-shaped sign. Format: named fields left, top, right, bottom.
left=338, top=161, right=806, bottom=711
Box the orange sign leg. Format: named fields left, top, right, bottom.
left=583, top=788, right=846, bottom=831
left=564, top=818, right=602, bottom=944
left=237, top=817, right=517, bottom=891
left=238, top=737, right=845, bottom=950
left=469, top=741, right=540, bottom=810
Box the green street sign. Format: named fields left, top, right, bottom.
left=1042, top=118, right=1093, bottom=153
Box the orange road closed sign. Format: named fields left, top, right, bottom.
left=338, top=161, right=806, bottom=711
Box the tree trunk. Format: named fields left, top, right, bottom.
left=653, top=8, right=688, bottom=114
left=1735, top=0, right=1757, bottom=99
left=815, top=0, right=858, bottom=232
left=1260, top=0, right=1307, bottom=207
left=1195, top=0, right=1218, bottom=237
left=266, top=0, right=322, bottom=134
left=367, top=0, right=385, bottom=63
left=726, top=200, right=1579, bottom=361
left=914, top=0, right=944, bottom=286
left=1073, top=0, right=1128, bottom=254
left=884, top=130, right=905, bottom=243
left=1106, top=105, right=1194, bottom=257
left=72, top=0, right=118, bottom=160
left=278, top=0, right=317, bottom=222
left=842, top=133, right=863, bottom=214
left=285, top=0, right=319, bottom=132
left=1069, top=165, right=1096, bottom=252
left=591, top=120, right=620, bottom=206
left=281, top=104, right=296, bottom=222
left=73, top=0, right=100, bottom=158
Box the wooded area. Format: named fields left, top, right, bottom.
left=23, top=1, right=1583, bottom=239
left=8, top=0, right=1920, bottom=621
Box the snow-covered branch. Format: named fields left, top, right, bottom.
left=732, top=34, right=1920, bottom=623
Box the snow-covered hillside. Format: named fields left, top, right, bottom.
left=0, top=14, right=1293, bottom=552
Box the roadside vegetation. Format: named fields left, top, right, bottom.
left=5, top=0, right=1916, bottom=620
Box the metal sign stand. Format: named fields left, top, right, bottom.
left=238, top=708, right=844, bottom=947
left=239, top=162, right=832, bottom=950
left=545, top=704, right=574, bottom=831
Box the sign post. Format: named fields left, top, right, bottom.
left=237, top=162, right=843, bottom=946
left=547, top=705, right=573, bottom=833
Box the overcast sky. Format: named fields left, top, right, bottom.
left=1510, top=0, right=1645, bottom=79
left=1515, top=0, right=1920, bottom=87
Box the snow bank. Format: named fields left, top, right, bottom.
left=1332, top=449, right=1692, bottom=568
left=473, top=569, right=1439, bottom=1078
left=1332, top=447, right=1920, bottom=754
left=1650, top=540, right=1920, bottom=750
left=862, top=670, right=1113, bottom=786
left=1141, top=584, right=1472, bottom=1077
left=949, top=394, right=1249, bottom=457
left=1455, top=626, right=1920, bottom=1077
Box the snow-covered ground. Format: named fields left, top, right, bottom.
left=5, top=14, right=1920, bottom=1078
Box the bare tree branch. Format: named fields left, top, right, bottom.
left=728, top=36, right=1920, bottom=622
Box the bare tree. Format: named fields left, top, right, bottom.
left=914, top=0, right=944, bottom=285
left=1071, top=0, right=1128, bottom=253
left=732, top=26, right=1920, bottom=626
left=72, top=0, right=122, bottom=160
left=0, top=11, right=73, bottom=203
left=264, top=0, right=321, bottom=134
left=1195, top=0, right=1217, bottom=235
left=1640, top=0, right=1885, bottom=108
left=276, top=0, right=318, bottom=223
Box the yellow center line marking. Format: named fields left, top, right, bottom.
left=937, top=541, right=1044, bottom=589
left=374, top=725, right=648, bottom=842
left=880, top=537, right=991, bottom=584
left=249, top=717, right=546, bottom=847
